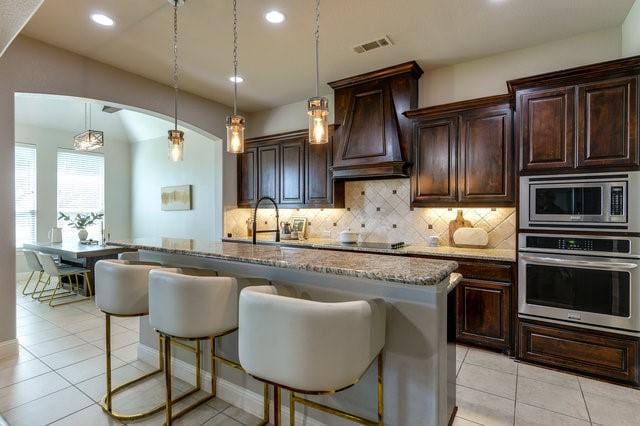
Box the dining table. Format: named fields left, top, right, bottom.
left=22, top=241, right=131, bottom=296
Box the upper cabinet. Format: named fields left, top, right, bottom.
left=508, top=57, right=640, bottom=175
left=577, top=77, right=637, bottom=169
left=517, top=87, right=575, bottom=172
left=328, top=61, right=423, bottom=180
left=237, top=128, right=344, bottom=208
left=406, top=95, right=515, bottom=207
left=237, top=146, right=257, bottom=206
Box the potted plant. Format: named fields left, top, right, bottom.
left=58, top=212, right=104, bottom=241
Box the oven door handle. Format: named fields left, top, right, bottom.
left=520, top=255, right=638, bottom=270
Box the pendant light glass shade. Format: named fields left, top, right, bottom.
left=168, top=129, right=184, bottom=162
left=226, top=0, right=245, bottom=154
left=74, top=103, right=104, bottom=151
left=168, top=0, right=184, bottom=162
left=74, top=130, right=104, bottom=151
left=226, top=115, right=245, bottom=154
left=307, top=0, right=328, bottom=145
left=307, top=96, right=329, bottom=145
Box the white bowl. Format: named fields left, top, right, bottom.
left=339, top=231, right=359, bottom=244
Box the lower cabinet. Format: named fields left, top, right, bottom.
left=456, top=279, right=511, bottom=352
left=518, top=320, right=640, bottom=386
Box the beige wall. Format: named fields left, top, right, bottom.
left=0, top=35, right=235, bottom=343
left=247, top=26, right=622, bottom=135
left=246, top=94, right=335, bottom=139
left=623, top=0, right=640, bottom=56
left=420, top=26, right=622, bottom=107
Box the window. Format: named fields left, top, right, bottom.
left=15, top=144, right=37, bottom=247
left=57, top=150, right=105, bottom=241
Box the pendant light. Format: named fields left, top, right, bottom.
left=168, top=0, right=184, bottom=162
left=306, top=0, right=328, bottom=145
left=226, top=0, right=245, bottom=154
left=74, top=103, right=104, bottom=151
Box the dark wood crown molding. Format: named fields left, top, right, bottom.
left=403, top=94, right=513, bottom=119
left=328, top=61, right=424, bottom=90
left=507, top=55, right=640, bottom=93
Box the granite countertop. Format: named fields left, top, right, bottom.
left=108, top=238, right=458, bottom=287
left=222, top=236, right=516, bottom=262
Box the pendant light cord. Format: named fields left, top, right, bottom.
left=314, top=0, right=320, bottom=97
left=233, top=0, right=239, bottom=115
left=173, top=0, right=179, bottom=131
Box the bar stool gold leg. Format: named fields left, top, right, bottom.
left=159, top=334, right=165, bottom=371
left=274, top=385, right=281, bottom=426
left=289, top=390, right=295, bottom=426
left=195, top=340, right=201, bottom=389
left=264, top=383, right=270, bottom=425
left=211, top=337, right=217, bottom=397
left=378, top=352, right=384, bottom=426
left=164, top=335, right=173, bottom=426
left=105, top=313, right=113, bottom=412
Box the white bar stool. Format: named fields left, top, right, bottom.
left=148, top=269, right=269, bottom=425
left=95, top=259, right=196, bottom=422
left=239, top=286, right=386, bottom=426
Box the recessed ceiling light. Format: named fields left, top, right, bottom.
left=265, top=10, right=286, bottom=24
left=229, top=76, right=244, bottom=83
left=91, top=13, right=114, bottom=26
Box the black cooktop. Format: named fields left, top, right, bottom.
left=340, top=242, right=406, bottom=250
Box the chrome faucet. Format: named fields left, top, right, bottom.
left=252, top=197, right=280, bottom=244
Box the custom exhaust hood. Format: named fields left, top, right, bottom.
left=328, top=61, right=423, bottom=180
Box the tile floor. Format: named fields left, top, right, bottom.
left=3, top=278, right=640, bottom=425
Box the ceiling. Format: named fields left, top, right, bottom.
left=21, top=0, right=635, bottom=112
left=14, top=94, right=214, bottom=143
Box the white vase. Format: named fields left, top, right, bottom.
left=78, top=229, right=88, bottom=241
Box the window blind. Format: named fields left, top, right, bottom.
left=15, top=144, right=37, bottom=247
left=57, top=150, right=105, bottom=241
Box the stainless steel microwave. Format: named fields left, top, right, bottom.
left=520, top=172, right=640, bottom=232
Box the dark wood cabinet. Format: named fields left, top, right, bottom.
left=518, top=320, right=640, bottom=386
left=459, top=106, right=514, bottom=204
left=306, top=135, right=343, bottom=207
left=517, top=87, right=575, bottom=173
left=508, top=58, right=640, bottom=174
left=280, top=138, right=305, bottom=205
left=237, top=147, right=257, bottom=207
left=577, top=77, right=638, bottom=168
left=238, top=128, right=344, bottom=208
left=412, top=117, right=458, bottom=205
left=406, top=95, right=515, bottom=207
left=257, top=145, right=279, bottom=202
left=456, top=279, right=511, bottom=352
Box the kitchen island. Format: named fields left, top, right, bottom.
left=108, top=238, right=461, bottom=426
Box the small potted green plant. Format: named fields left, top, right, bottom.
left=58, top=212, right=104, bottom=241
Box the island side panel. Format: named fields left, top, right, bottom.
left=137, top=251, right=453, bottom=426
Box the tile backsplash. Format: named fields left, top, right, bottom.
left=224, top=178, right=516, bottom=249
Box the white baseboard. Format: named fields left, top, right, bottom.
left=138, top=343, right=325, bottom=426
left=0, top=339, right=19, bottom=359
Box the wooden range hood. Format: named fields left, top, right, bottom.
left=328, top=61, right=423, bottom=180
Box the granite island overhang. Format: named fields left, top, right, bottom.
left=108, top=238, right=461, bottom=426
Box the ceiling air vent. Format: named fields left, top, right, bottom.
left=353, top=36, right=393, bottom=54
left=102, top=105, right=122, bottom=114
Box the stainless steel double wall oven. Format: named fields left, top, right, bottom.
left=519, top=171, right=640, bottom=334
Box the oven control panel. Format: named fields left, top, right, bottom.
left=611, top=186, right=625, bottom=216
left=525, top=236, right=630, bottom=253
